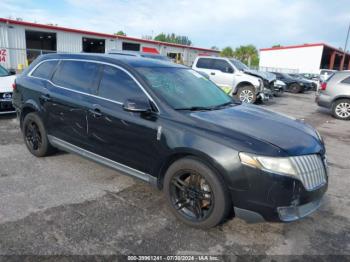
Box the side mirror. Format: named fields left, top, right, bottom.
left=9, top=69, right=16, bottom=75
left=123, top=98, right=151, bottom=113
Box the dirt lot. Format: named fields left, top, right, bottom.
left=0, top=92, right=349, bottom=257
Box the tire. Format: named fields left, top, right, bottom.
left=163, top=157, right=231, bottom=228
left=288, top=83, right=302, bottom=93
left=236, top=86, right=257, bottom=104
left=22, top=112, right=56, bottom=157
left=332, top=99, right=350, bottom=120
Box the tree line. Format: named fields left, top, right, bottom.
left=114, top=30, right=259, bottom=67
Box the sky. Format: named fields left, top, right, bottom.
left=0, top=0, right=349, bottom=50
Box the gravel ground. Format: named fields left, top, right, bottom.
left=0, top=92, right=349, bottom=257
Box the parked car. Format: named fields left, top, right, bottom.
left=290, top=74, right=317, bottom=91
left=13, top=53, right=328, bottom=228
left=272, top=72, right=313, bottom=93
left=192, top=56, right=275, bottom=104
left=108, top=50, right=171, bottom=62
left=319, top=69, right=336, bottom=82
left=316, top=71, right=350, bottom=120
left=0, top=64, right=16, bottom=114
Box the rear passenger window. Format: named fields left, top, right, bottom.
left=52, top=61, right=100, bottom=94
left=341, top=76, right=350, bottom=85
left=196, top=58, right=212, bottom=69
left=98, top=66, right=146, bottom=102
left=31, top=60, right=59, bottom=80
left=212, top=59, right=233, bottom=73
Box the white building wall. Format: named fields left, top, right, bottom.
left=259, top=46, right=324, bottom=74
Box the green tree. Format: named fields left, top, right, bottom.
left=233, top=45, right=259, bottom=67
left=220, top=46, right=234, bottom=57
left=272, top=44, right=281, bottom=48
left=154, top=33, right=192, bottom=46
left=115, top=31, right=126, bottom=36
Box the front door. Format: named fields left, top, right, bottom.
left=87, top=65, right=160, bottom=174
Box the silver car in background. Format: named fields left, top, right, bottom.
left=316, top=71, right=350, bottom=120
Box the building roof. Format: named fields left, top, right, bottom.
left=0, top=17, right=219, bottom=53
left=260, top=43, right=350, bottom=56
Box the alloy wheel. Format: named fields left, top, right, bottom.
left=170, top=170, right=214, bottom=221
left=335, top=102, right=350, bottom=118
left=25, top=121, right=42, bottom=151
left=239, top=89, right=254, bottom=103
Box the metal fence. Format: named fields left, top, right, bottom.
left=259, top=66, right=299, bottom=74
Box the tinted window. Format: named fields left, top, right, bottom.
left=196, top=58, right=212, bottom=69
left=98, top=66, right=146, bottom=102
left=0, top=65, right=9, bottom=77
left=212, top=59, right=232, bottom=73
left=32, top=60, right=58, bottom=80
left=52, top=61, right=100, bottom=94
left=341, top=76, right=350, bottom=84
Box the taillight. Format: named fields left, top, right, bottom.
left=320, top=82, right=327, bottom=90
left=12, top=82, right=16, bottom=91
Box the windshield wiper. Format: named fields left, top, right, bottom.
left=175, top=106, right=215, bottom=111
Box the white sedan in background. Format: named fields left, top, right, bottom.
left=0, top=64, right=16, bottom=114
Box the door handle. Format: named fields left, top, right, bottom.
left=89, top=108, right=102, bottom=117
left=210, top=72, right=215, bottom=75
left=40, top=94, right=51, bottom=102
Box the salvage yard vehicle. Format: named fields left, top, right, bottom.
left=316, top=71, right=350, bottom=120
left=192, top=56, right=274, bottom=104
left=13, top=53, right=328, bottom=228
left=290, top=74, right=317, bottom=91
left=0, top=64, right=16, bottom=114
left=272, top=72, right=313, bottom=93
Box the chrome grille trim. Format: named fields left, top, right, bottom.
left=290, top=154, right=327, bottom=191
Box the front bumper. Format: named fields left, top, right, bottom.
left=0, top=99, right=16, bottom=114
left=230, top=163, right=328, bottom=223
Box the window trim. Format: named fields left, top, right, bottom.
left=31, top=59, right=60, bottom=80
left=27, top=58, right=160, bottom=112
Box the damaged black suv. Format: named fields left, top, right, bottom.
left=13, top=53, right=328, bottom=228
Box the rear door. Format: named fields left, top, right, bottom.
left=46, top=60, right=101, bottom=149
left=87, top=64, right=160, bottom=173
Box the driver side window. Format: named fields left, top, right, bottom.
left=98, top=65, right=147, bottom=103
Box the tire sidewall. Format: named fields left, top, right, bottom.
left=332, top=99, right=350, bottom=120
left=236, top=86, right=257, bottom=104
left=289, top=83, right=301, bottom=93
left=23, top=112, right=51, bottom=157
left=163, top=157, right=231, bottom=228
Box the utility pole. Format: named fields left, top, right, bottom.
left=341, top=21, right=350, bottom=70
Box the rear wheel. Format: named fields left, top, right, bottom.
left=23, top=112, right=56, bottom=157
left=332, top=99, right=350, bottom=120
left=236, top=86, right=256, bottom=104
left=288, top=83, right=302, bottom=93
left=163, top=157, right=231, bottom=228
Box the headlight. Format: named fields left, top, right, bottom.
left=239, top=152, right=297, bottom=176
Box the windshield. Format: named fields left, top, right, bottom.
left=136, top=67, right=232, bottom=110
left=230, top=59, right=249, bottom=71
left=0, top=65, right=9, bottom=77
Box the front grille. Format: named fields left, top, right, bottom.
left=290, top=154, right=327, bottom=191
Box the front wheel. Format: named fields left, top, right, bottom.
left=332, top=99, right=350, bottom=120
left=288, top=83, right=302, bottom=93
left=163, top=157, right=231, bottom=228
left=236, top=86, right=257, bottom=104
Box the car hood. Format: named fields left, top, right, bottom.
left=190, top=104, right=323, bottom=156
left=243, top=69, right=276, bottom=82
left=0, top=75, right=16, bottom=93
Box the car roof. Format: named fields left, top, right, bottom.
left=36, top=53, right=185, bottom=69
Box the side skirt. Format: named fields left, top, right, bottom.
left=48, top=135, right=158, bottom=186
